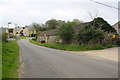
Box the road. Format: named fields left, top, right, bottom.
left=18, top=39, right=118, bottom=78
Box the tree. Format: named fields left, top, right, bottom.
left=8, top=28, right=13, bottom=33
left=77, top=17, right=117, bottom=45
left=45, top=19, right=58, bottom=30
left=77, top=26, right=104, bottom=45
left=58, top=22, right=75, bottom=44
left=91, top=17, right=117, bottom=33
left=30, top=23, right=43, bottom=32
left=72, top=19, right=83, bottom=25
left=2, top=33, right=8, bottom=42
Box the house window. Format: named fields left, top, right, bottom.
left=118, top=24, right=120, bottom=29
left=16, top=32, right=18, bottom=34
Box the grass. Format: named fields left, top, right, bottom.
left=0, top=35, right=2, bottom=79
left=2, top=39, right=20, bottom=78
left=30, top=40, right=116, bottom=51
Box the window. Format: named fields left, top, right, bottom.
left=118, top=24, right=120, bottom=29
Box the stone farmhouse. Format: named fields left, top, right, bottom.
left=37, top=22, right=90, bottom=43
left=13, top=26, right=36, bottom=37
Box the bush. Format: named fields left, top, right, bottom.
left=78, top=26, right=104, bottom=45
left=32, top=38, right=36, bottom=41
left=91, top=17, right=117, bottom=33
left=77, top=17, right=117, bottom=45
left=9, top=34, right=15, bottom=38
left=30, top=40, right=116, bottom=51
left=58, top=22, right=75, bottom=44
left=2, top=33, right=8, bottom=42
left=31, top=34, right=36, bottom=37
left=116, top=38, right=120, bottom=46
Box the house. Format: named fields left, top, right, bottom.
left=13, top=26, right=21, bottom=37
left=13, top=26, right=36, bottom=37
left=75, top=22, right=90, bottom=33
left=23, top=26, right=36, bottom=37
left=37, top=29, right=61, bottom=43
left=1, top=27, right=9, bottom=34
left=112, top=21, right=120, bottom=36
left=37, top=22, right=90, bottom=43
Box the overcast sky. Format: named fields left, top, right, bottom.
left=0, top=0, right=119, bottom=28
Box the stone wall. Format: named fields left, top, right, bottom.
left=37, top=36, right=62, bottom=43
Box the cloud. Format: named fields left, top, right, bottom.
left=0, top=0, right=118, bottom=27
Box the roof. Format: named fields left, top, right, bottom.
left=28, top=27, right=35, bottom=31
left=39, top=22, right=90, bottom=37
left=112, top=21, right=120, bottom=26
left=74, top=22, right=90, bottom=32
left=39, top=29, right=58, bottom=36
left=26, top=25, right=35, bottom=31
left=14, top=27, right=20, bottom=31
left=1, top=27, right=8, bottom=32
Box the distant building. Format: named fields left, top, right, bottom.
left=37, top=22, right=90, bottom=43
left=75, top=22, right=90, bottom=33
left=37, top=29, right=59, bottom=43
left=13, top=26, right=36, bottom=37
left=13, top=26, right=23, bottom=37
left=1, top=27, right=9, bottom=34
left=23, top=26, right=36, bottom=37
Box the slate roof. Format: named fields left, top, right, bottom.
left=1, top=27, right=8, bottom=32
left=14, top=27, right=20, bottom=31
left=25, top=25, right=36, bottom=31
left=39, top=29, right=58, bottom=36
left=74, top=22, right=90, bottom=32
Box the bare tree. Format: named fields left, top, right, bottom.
left=87, top=10, right=99, bottom=28
left=87, top=10, right=98, bottom=20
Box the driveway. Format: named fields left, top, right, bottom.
left=18, top=39, right=118, bottom=78
left=67, top=47, right=118, bottom=62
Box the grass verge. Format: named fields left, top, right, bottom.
left=2, top=39, right=20, bottom=78
left=0, top=32, right=1, bottom=79
left=30, top=40, right=116, bottom=51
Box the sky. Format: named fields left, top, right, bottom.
left=0, top=0, right=119, bottom=28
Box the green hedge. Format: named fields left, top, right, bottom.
left=30, top=40, right=116, bottom=51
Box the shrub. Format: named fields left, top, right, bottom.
left=78, top=26, right=104, bottom=45
left=32, top=38, right=36, bottom=41
left=116, top=38, right=120, bottom=46
left=30, top=40, right=116, bottom=51
left=58, top=22, right=75, bottom=44
left=2, top=33, right=8, bottom=42
left=9, top=34, right=15, bottom=38
left=91, top=17, right=117, bottom=33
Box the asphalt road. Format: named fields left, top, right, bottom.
left=18, top=39, right=118, bottom=78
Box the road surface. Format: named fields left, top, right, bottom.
left=18, top=39, right=118, bottom=78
